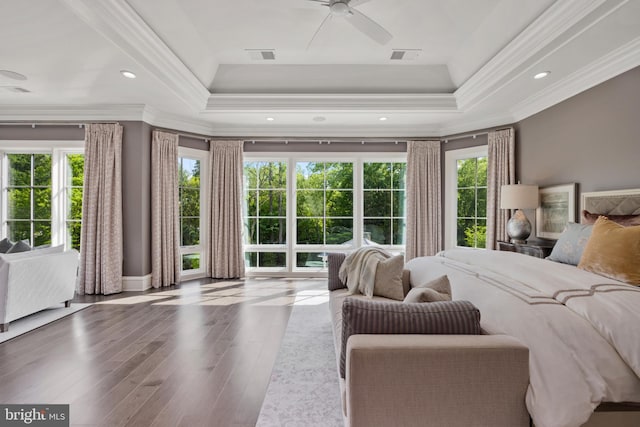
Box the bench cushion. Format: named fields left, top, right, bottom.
left=340, top=298, right=481, bottom=377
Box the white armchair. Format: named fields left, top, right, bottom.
left=0, top=246, right=79, bottom=332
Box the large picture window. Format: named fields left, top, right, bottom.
left=445, top=147, right=488, bottom=249
left=178, top=148, right=207, bottom=276
left=243, top=154, right=406, bottom=274
left=1, top=142, right=84, bottom=250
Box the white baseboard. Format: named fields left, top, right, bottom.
left=122, top=274, right=152, bottom=291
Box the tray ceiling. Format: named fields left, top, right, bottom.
left=0, top=0, right=639, bottom=136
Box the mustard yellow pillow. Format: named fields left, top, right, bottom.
left=578, top=216, right=640, bottom=285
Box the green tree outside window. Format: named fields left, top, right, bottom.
left=6, top=154, right=52, bottom=247
left=178, top=157, right=201, bottom=271
left=456, top=157, right=487, bottom=248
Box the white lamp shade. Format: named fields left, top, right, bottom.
left=500, top=184, right=539, bottom=209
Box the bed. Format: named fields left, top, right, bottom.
left=405, top=188, right=640, bottom=427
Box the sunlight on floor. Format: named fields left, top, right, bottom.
left=96, top=295, right=172, bottom=305
left=199, top=296, right=257, bottom=306
left=99, top=278, right=330, bottom=307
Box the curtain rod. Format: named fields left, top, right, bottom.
left=0, top=121, right=119, bottom=128
left=442, top=127, right=512, bottom=143
left=244, top=138, right=407, bottom=145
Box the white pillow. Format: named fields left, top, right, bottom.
left=404, top=275, right=452, bottom=303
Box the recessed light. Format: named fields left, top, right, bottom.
left=120, top=70, right=136, bottom=79
left=0, top=70, right=27, bottom=81
left=379, top=117, right=388, bottom=121
left=313, top=116, right=326, bottom=122
left=266, top=117, right=275, bottom=121
left=534, top=71, right=550, bottom=80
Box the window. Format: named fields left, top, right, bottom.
left=243, top=161, right=288, bottom=269
left=295, top=162, right=353, bottom=269
left=65, top=154, right=84, bottom=250
left=363, top=162, right=406, bottom=246
left=178, top=148, right=208, bottom=276
left=4, top=154, right=52, bottom=247
left=445, top=147, right=488, bottom=249
left=243, top=154, right=407, bottom=274
left=1, top=143, right=84, bottom=250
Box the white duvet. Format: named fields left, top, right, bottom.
left=406, top=249, right=640, bottom=427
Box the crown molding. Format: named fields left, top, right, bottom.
left=61, top=0, right=210, bottom=111
left=0, top=104, right=146, bottom=121
left=205, top=124, right=443, bottom=138
left=511, top=36, right=640, bottom=122
left=205, top=93, right=458, bottom=113
left=142, top=106, right=217, bottom=135
left=455, top=0, right=612, bottom=111
left=437, top=112, right=516, bottom=138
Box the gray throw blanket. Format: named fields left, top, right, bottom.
left=338, top=247, right=392, bottom=296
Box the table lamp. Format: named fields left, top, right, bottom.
left=500, top=184, right=539, bottom=243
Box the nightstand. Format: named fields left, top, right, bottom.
left=497, top=239, right=556, bottom=259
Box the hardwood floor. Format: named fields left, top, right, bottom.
left=0, top=277, right=327, bottom=427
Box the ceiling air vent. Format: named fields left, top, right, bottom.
left=246, top=49, right=276, bottom=60
left=390, top=49, right=422, bottom=60
left=1, top=86, right=30, bottom=93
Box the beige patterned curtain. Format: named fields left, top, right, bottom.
left=405, top=140, right=442, bottom=261
left=151, top=131, right=180, bottom=288
left=77, top=124, right=123, bottom=295
left=486, top=128, right=516, bottom=250
left=206, top=140, right=245, bottom=278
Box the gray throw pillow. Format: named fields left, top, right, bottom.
left=0, top=237, right=13, bottom=253
left=6, top=240, right=31, bottom=254
left=340, top=298, right=481, bottom=377
left=404, top=275, right=452, bottom=303
left=547, top=223, right=593, bottom=265
left=372, top=255, right=405, bottom=300
left=328, top=252, right=347, bottom=291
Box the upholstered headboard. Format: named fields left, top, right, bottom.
left=581, top=188, right=640, bottom=220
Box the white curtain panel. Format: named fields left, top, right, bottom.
left=405, top=140, right=442, bottom=261
left=486, top=128, right=516, bottom=250
left=151, top=131, right=181, bottom=288
left=207, top=140, right=245, bottom=278
left=77, top=123, right=123, bottom=295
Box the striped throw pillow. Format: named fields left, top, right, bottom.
left=328, top=253, right=347, bottom=291
left=340, top=298, right=481, bottom=377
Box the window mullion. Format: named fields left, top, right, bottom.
left=29, top=154, right=33, bottom=246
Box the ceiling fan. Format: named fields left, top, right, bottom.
left=306, top=0, right=393, bottom=48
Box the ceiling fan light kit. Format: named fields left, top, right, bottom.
left=330, top=2, right=350, bottom=16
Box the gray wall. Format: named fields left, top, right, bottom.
left=515, top=66, right=640, bottom=192
left=0, top=121, right=152, bottom=278
left=0, top=124, right=84, bottom=140
left=243, top=140, right=407, bottom=152
left=122, top=122, right=152, bottom=277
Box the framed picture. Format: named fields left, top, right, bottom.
left=536, top=183, right=577, bottom=239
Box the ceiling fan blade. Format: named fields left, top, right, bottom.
left=307, top=13, right=332, bottom=50
left=348, top=0, right=372, bottom=6
left=346, top=7, right=392, bottom=45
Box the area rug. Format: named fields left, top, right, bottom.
left=0, top=303, right=92, bottom=344
left=256, top=301, right=343, bottom=427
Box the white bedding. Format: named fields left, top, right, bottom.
left=406, top=249, right=640, bottom=427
